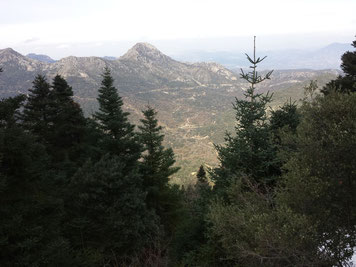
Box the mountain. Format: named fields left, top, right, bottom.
left=102, top=56, right=117, bottom=60
left=0, top=44, right=339, bottom=184
left=26, top=53, right=56, bottom=63
left=0, top=48, right=45, bottom=96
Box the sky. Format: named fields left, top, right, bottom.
left=0, top=0, right=355, bottom=59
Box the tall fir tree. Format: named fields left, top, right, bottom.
left=94, top=68, right=141, bottom=165
left=212, top=37, right=278, bottom=192
left=22, top=75, right=52, bottom=143
left=0, top=96, right=73, bottom=266
left=48, top=75, right=87, bottom=166
left=138, top=106, right=181, bottom=234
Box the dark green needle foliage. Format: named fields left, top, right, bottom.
left=22, top=75, right=52, bottom=143
left=48, top=75, right=87, bottom=169
left=172, top=165, right=213, bottom=266
left=0, top=94, right=26, bottom=128
left=66, top=154, right=159, bottom=265
left=322, top=38, right=356, bottom=95
left=138, top=106, right=181, bottom=234
left=270, top=100, right=300, bottom=136
left=94, top=68, right=141, bottom=165
left=212, top=36, right=278, bottom=193
left=0, top=96, right=73, bottom=266
left=196, top=165, right=207, bottom=184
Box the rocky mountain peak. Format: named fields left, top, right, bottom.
left=120, top=42, right=172, bottom=63
left=0, top=48, right=44, bottom=72
left=0, top=48, right=22, bottom=57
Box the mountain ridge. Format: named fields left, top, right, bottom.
left=26, top=53, right=56, bottom=63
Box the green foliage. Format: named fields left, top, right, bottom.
left=269, top=100, right=300, bottom=163
left=278, top=92, right=356, bottom=263
left=196, top=165, right=207, bottom=184
left=0, top=97, right=73, bottom=266
left=47, top=75, right=87, bottom=171
left=22, top=75, right=52, bottom=142
left=0, top=94, right=26, bottom=128
left=66, top=154, right=159, bottom=265
left=322, top=39, right=356, bottom=95
left=22, top=74, right=87, bottom=177
left=171, top=166, right=213, bottom=265
left=94, top=68, right=141, bottom=164
left=212, top=37, right=278, bottom=193
left=208, top=92, right=356, bottom=266
left=138, top=106, right=181, bottom=235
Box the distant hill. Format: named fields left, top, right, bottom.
left=0, top=44, right=339, bottom=184
left=26, top=53, right=56, bottom=63
left=102, top=56, right=117, bottom=60
left=173, top=43, right=351, bottom=70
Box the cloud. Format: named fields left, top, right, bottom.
left=23, top=37, right=40, bottom=44
left=56, top=44, right=71, bottom=49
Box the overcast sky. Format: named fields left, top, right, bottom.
left=1, top=0, right=355, bottom=59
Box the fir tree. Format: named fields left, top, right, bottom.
left=0, top=94, right=26, bottom=128
left=66, top=155, right=159, bottom=265
left=94, top=68, right=141, bottom=165
left=212, top=36, right=278, bottom=192
left=22, top=75, right=52, bottom=143
left=0, top=96, right=73, bottom=266
left=138, top=106, right=181, bottom=234
left=48, top=75, right=86, bottom=166
left=172, top=165, right=212, bottom=265
left=196, top=165, right=207, bottom=184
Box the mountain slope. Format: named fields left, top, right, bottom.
left=0, top=44, right=339, bottom=184
left=26, top=53, right=56, bottom=63
left=0, top=48, right=46, bottom=96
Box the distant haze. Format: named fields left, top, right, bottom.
left=1, top=0, right=355, bottom=59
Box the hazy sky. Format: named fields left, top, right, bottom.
left=1, top=0, right=355, bottom=58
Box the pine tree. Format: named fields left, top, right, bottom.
left=0, top=96, right=73, bottom=266
left=322, top=38, right=356, bottom=95
left=212, top=36, right=278, bottom=192
left=94, top=68, right=141, bottom=164
left=196, top=165, right=207, bottom=184
left=0, top=94, right=26, bottom=128
left=66, top=155, right=159, bottom=265
left=138, top=106, right=181, bottom=234
left=172, top=165, right=212, bottom=265
left=22, top=75, right=52, bottom=143
left=48, top=75, right=86, bottom=165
